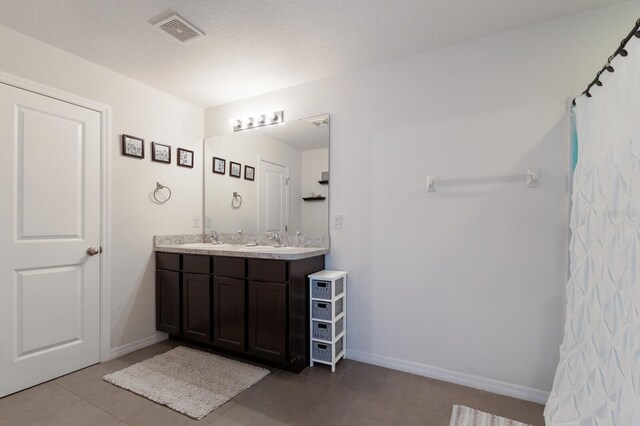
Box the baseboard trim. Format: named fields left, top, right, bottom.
left=346, top=349, right=549, bottom=405
left=109, top=333, right=168, bottom=360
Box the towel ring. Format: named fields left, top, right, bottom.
left=153, top=182, right=172, bottom=204
left=231, top=192, right=242, bottom=208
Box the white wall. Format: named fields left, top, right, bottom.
left=301, top=148, right=329, bottom=236
left=204, top=131, right=302, bottom=235
left=0, top=25, right=204, bottom=354
left=205, top=3, right=640, bottom=398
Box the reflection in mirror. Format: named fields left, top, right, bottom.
left=204, top=114, right=329, bottom=237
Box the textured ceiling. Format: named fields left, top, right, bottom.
left=0, top=0, right=628, bottom=108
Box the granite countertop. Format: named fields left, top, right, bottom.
left=155, top=243, right=330, bottom=260
left=154, top=234, right=330, bottom=260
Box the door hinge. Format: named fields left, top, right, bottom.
left=285, top=178, right=289, bottom=185
left=285, top=225, right=288, bottom=232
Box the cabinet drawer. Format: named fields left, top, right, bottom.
left=183, top=255, right=211, bottom=274
left=213, top=257, right=246, bottom=278
left=156, top=252, right=180, bottom=271
left=248, top=259, right=287, bottom=283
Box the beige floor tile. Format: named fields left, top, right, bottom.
left=396, top=401, right=452, bottom=426
left=300, top=359, right=354, bottom=384
left=234, top=371, right=332, bottom=424
left=125, top=399, right=235, bottom=426
left=306, top=385, right=400, bottom=426
left=54, top=359, right=130, bottom=398
left=402, top=374, right=483, bottom=417
left=125, top=403, right=204, bottom=426
left=209, top=403, right=290, bottom=426
left=0, top=382, right=81, bottom=425
left=26, top=399, right=122, bottom=426
left=335, top=361, right=411, bottom=404
left=84, top=385, right=152, bottom=420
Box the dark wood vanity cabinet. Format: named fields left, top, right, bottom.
left=155, top=251, right=324, bottom=372
left=213, top=277, right=245, bottom=351
left=182, top=273, right=211, bottom=343
left=248, top=280, right=287, bottom=363
left=155, top=269, right=180, bottom=335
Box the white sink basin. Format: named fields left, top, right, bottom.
left=240, top=245, right=287, bottom=251
left=179, top=243, right=233, bottom=249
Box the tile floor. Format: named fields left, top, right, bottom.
left=0, top=340, right=544, bottom=425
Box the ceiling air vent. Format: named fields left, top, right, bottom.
left=156, top=14, right=204, bottom=43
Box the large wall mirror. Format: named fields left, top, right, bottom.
left=204, top=114, right=330, bottom=237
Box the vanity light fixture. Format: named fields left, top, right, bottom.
left=232, top=110, right=284, bottom=132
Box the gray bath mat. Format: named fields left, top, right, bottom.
left=450, top=405, right=531, bottom=426
left=103, top=346, right=269, bottom=419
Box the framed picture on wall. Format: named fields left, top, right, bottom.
left=244, top=165, right=255, bottom=181
left=177, top=148, right=194, bottom=168
left=122, top=134, right=144, bottom=159
left=151, top=142, right=171, bottom=164
left=230, top=161, right=242, bottom=178
left=213, top=157, right=226, bottom=174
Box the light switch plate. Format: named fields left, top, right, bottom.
left=205, top=216, right=213, bottom=228
left=193, top=216, right=201, bottom=228
left=331, top=214, right=342, bottom=229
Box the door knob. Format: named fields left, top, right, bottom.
left=86, top=247, right=101, bottom=256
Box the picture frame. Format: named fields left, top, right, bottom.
left=151, top=142, right=171, bottom=164
left=213, top=157, right=226, bottom=174
left=177, top=148, right=194, bottom=168
left=121, top=134, right=144, bottom=159
left=244, top=165, right=255, bottom=181
left=229, top=161, right=241, bottom=178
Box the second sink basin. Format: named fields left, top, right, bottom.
left=241, top=245, right=287, bottom=251
left=179, top=243, right=233, bottom=249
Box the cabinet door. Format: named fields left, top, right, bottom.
left=213, top=277, right=246, bottom=351
left=156, top=270, right=180, bottom=335
left=248, top=281, right=286, bottom=363
left=182, top=273, right=211, bottom=342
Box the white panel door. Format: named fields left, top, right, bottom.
left=259, top=160, right=288, bottom=234
left=0, top=83, right=101, bottom=397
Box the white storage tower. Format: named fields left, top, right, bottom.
left=309, top=270, right=347, bottom=372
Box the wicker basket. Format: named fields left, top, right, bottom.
left=312, top=280, right=331, bottom=299
left=312, top=317, right=344, bottom=341
left=312, top=337, right=344, bottom=362
left=312, top=298, right=344, bottom=320
left=312, top=321, right=331, bottom=340
left=312, top=278, right=345, bottom=300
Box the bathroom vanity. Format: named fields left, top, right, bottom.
left=154, top=242, right=328, bottom=373
left=155, top=112, right=332, bottom=372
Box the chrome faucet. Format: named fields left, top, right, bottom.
left=269, top=232, right=284, bottom=247
left=209, top=230, right=222, bottom=244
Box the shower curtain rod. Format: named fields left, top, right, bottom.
left=572, top=17, right=640, bottom=106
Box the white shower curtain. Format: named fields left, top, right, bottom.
left=545, top=36, right=640, bottom=425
